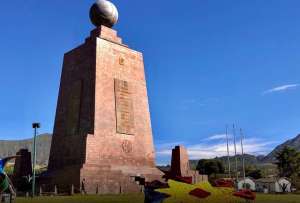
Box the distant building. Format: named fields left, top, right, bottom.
left=256, top=177, right=292, bottom=193
left=237, top=177, right=256, bottom=191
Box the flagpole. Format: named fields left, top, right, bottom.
left=32, top=123, right=40, bottom=197
left=226, top=125, right=231, bottom=179
left=240, top=128, right=246, bottom=187
left=233, top=124, right=238, bottom=182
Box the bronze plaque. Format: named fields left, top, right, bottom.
left=115, top=79, right=135, bottom=135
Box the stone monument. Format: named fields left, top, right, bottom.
left=47, top=0, right=162, bottom=194
left=170, top=146, right=208, bottom=184
left=171, top=146, right=191, bottom=177
left=13, top=149, right=32, bottom=179
left=12, top=149, right=32, bottom=191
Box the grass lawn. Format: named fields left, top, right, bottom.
left=16, top=194, right=144, bottom=203
left=15, top=193, right=300, bottom=203
left=256, top=193, right=300, bottom=203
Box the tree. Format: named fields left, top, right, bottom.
left=245, top=166, right=263, bottom=179
left=196, top=159, right=225, bottom=177
left=275, top=146, right=300, bottom=178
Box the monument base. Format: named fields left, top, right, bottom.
left=81, top=164, right=163, bottom=194
left=42, top=165, right=163, bottom=194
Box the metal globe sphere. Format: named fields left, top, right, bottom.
left=89, top=0, right=119, bottom=28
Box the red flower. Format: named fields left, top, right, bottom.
left=234, top=189, right=256, bottom=200
left=214, top=179, right=234, bottom=188
left=189, top=188, right=211, bottom=199
left=163, top=173, right=193, bottom=184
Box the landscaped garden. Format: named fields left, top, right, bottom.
left=15, top=193, right=300, bottom=203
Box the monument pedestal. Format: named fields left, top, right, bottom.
left=47, top=26, right=163, bottom=194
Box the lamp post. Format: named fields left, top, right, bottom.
left=32, top=123, right=40, bottom=197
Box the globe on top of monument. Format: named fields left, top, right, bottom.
left=89, top=0, right=119, bottom=28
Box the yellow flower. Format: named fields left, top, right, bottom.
left=155, top=180, right=242, bottom=203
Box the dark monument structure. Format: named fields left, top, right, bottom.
left=169, top=146, right=208, bottom=184
left=12, top=149, right=32, bottom=192
left=47, top=0, right=162, bottom=194
left=13, top=149, right=32, bottom=179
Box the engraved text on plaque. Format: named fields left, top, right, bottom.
left=114, top=79, right=135, bottom=135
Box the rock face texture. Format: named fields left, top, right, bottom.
left=47, top=26, right=162, bottom=194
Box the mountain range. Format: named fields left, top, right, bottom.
left=0, top=134, right=52, bottom=165
left=263, top=134, right=300, bottom=162
left=189, top=134, right=300, bottom=170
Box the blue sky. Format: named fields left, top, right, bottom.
left=1, top=0, right=300, bottom=164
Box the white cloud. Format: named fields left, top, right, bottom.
left=263, top=84, right=299, bottom=95
left=156, top=138, right=276, bottom=162
left=207, top=134, right=232, bottom=140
